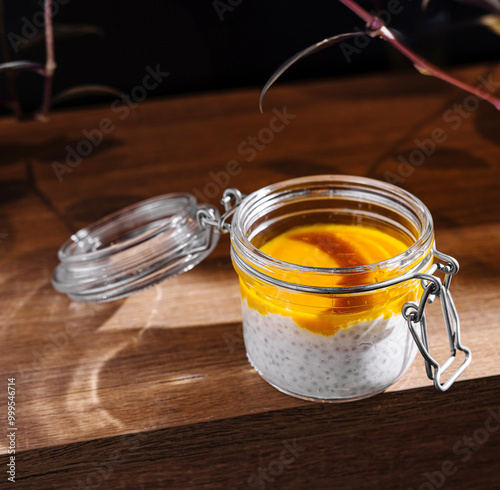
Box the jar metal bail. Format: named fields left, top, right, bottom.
left=402, top=249, right=472, bottom=392
left=197, top=187, right=246, bottom=235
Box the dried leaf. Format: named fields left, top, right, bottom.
left=0, top=61, right=44, bottom=74
left=259, top=32, right=364, bottom=111
left=478, top=14, right=500, bottom=34
left=50, top=85, right=125, bottom=107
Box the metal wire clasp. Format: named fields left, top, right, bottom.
left=402, top=250, right=471, bottom=392
left=196, top=187, right=245, bottom=234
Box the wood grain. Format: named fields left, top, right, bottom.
left=1, top=63, right=499, bottom=489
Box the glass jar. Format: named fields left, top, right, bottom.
left=53, top=175, right=471, bottom=402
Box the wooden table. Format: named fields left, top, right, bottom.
left=1, top=63, right=500, bottom=489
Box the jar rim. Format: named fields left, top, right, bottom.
left=230, top=175, right=434, bottom=290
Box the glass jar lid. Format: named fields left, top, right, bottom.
left=52, top=193, right=220, bottom=302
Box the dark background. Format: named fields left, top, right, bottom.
left=2, top=0, right=500, bottom=115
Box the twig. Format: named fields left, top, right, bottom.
left=261, top=0, right=500, bottom=110
left=336, top=0, right=500, bottom=109
left=38, top=0, right=56, bottom=121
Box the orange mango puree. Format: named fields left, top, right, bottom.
left=239, top=223, right=422, bottom=336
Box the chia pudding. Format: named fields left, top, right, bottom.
left=242, top=299, right=418, bottom=401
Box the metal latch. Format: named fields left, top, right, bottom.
left=402, top=250, right=472, bottom=392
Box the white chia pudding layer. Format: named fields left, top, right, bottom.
left=242, top=300, right=418, bottom=401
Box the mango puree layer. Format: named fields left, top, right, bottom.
left=239, top=224, right=422, bottom=336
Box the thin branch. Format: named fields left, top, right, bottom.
left=337, top=0, right=375, bottom=25
left=338, top=0, right=500, bottom=109
left=377, top=26, right=500, bottom=109
left=38, top=0, right=56, bottom=121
